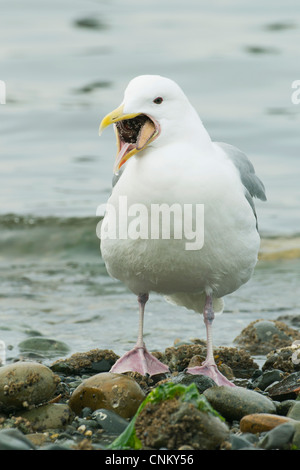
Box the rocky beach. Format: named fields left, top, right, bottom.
left=1, top=316, right=300, bottom=451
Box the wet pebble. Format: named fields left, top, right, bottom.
left=25, top=432, right=52, bottom=448
left=69, top=372, right=145, bottom=419
left=292, top=423, right=300, bottom=448
left=287, top=400, right=300, bottom=420
left=257, top=422, right=296, bottom=450
left=18, top=403, right=74, bottom=431
left=234, top=319, right=300, bottom=355
left=229, top=432, right=258, bottom=450
left=18, top=337, right=70, bottom=358
left=164, top=371, right=216, bottom=393
left=251, top=368, right=285, bottom=391
left=135, top=398, right=229, bottom=450
left=0, top=428, right=36, bottom=450
left=203, top=386, right=276, bottom=421
left=266, top=371, right=300, bottom=400
left=162, top=344, right=206, bottom=372
left=276, top=399, right=296, bottom=416
left=0, top=361, right=60, bottom=412
left=91, top=409, right=129, bottom=434
left=240, top=413, right=295, bottom=433
left=51, top=349, right=119, bottom=375
left=263, top=343, right=300, bottom=373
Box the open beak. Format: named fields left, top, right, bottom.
left=99, top=104, right=160, bottom=174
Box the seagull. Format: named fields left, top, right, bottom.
left=99, top=75, right=266, bottom=386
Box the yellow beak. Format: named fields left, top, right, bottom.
left=99, top=104, right=140, bottom=134
left=99, top=104, right=142, bottom=173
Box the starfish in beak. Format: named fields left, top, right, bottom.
left=99, top=104, right=160, bottom=174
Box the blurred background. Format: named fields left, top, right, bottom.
left=0, top=0, right=299, bottom=364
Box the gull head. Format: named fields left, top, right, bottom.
left=99, top=75, right=195, bottom=174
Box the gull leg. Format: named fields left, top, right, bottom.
left=187, top=294, right=235, bottom=387
left=110, top=293, right=170, bottom=376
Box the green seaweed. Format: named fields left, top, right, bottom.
left=108, top=382, right=224, bottom=450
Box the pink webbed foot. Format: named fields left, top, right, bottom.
left=187, top=294, right=236, bottom=387
left=110, top=343, right=170, bottom=376
left=187, top=361, right=235, bottom=387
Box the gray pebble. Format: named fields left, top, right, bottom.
left=255, top=321, right=290, bottom=343
left=252, top=369, right=284, bottom=391
left=292, top=422, right=300, bottom=448
left=287, top=401, right=300, bottom=421
left=266, top=371, right=300, bottom=400
left=0, top=428, right=36, bottom=450
left=18, top=337, right=70, bottom=357
left=258, top=422, right=295, bottom=450
left=229, top=434, right=255, bottom=450
left=81, top=407, right=93, bottom=418
left=204, top=386, right=276, bottom=421
left=40, top=441, right=75, bottom=450
left=91, top=408, right=129, bottom=434
left=276, top=400, right=296, bottom=416
left=168, top=371, right=216, bottom=393
left=19, top=403, right=74, bottom=431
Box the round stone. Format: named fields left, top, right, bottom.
left=287, top=401, right=300, bottom=421
left=0, top=428, right=35, bottom=450
left=18, top=337, right=70, bottom=357
left=257, top=422, right=296, bottom=449
left=135, top=398, right=229, bottom=450
left=19, top=403, right=74, bottom=431
left=203, top=386, right=276, bottom=421
left=68, top=372, right=145, bottom=419
left=234, top=320, right=300, bottom=355
left=0, top=361, right=60, bottom=412
left=240, top=413, right=295, bottom=434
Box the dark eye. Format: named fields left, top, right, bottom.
left=153, top=97, right=163, bottom=104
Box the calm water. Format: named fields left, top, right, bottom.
left=0, top=0, right=300, bottom=363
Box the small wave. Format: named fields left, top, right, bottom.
left=0, top=213, right=102, bottom=261
left=1, top=214, right=299, bottom=262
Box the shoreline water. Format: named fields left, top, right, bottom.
left=0, top=212, right=299, bottom=366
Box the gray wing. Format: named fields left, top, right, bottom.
left=99, top=165, right=126, bottom=248
left=215, top=142, right=267, bottom=227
